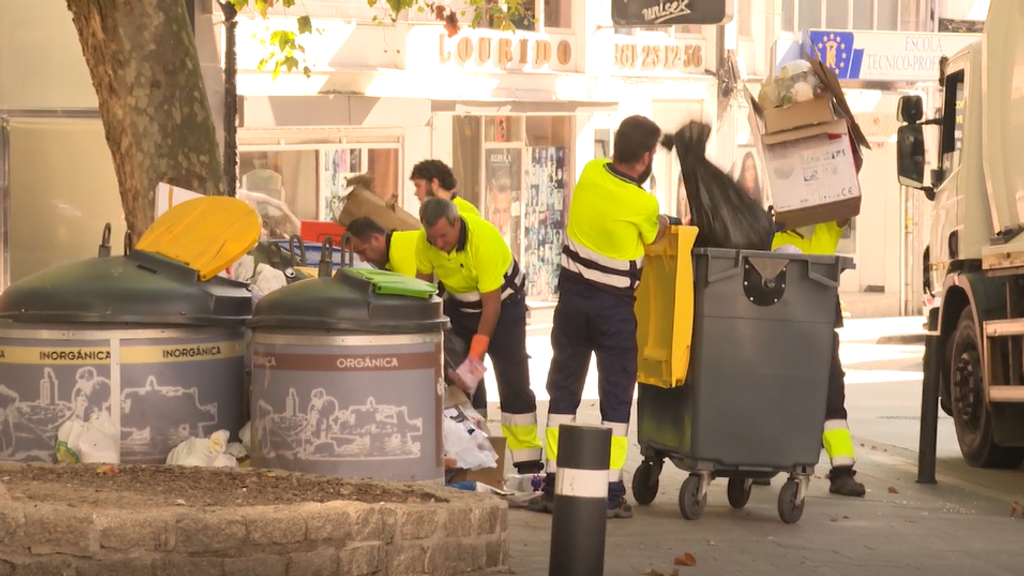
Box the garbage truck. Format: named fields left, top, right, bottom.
left=894, top=1, right=1024, bottom=469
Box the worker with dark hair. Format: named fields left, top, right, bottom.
left=345, top=216, right=418, bottom=278
left=410, top=159, right=481, bottom=218
left=528, top=115, right=671, bottom=519
left=415, top=198, right=543, bottom=473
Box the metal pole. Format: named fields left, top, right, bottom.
left=549, top=424, right=611, bottom=576
left=917, top=313, right=941, bottom=484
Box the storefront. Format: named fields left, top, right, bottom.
left=766, top=29, right=978, bottom=314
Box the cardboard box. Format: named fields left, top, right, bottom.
left=448, top=436, right=507, bottom=488
left=762, top=96, right=837, bottom=134
left=337, top=186, right=421, bottom=232
left=761, top=120, right=861, bottom=229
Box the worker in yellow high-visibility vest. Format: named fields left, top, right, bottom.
left=344, top=217, right=418, bottom=278
left=414, top=198, right=543, bottom=474
left=410, top=159, right=481, bottom=219
left=769, top=219, right=866, bottom=498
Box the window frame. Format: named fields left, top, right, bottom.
left=783, top=0, right=902, bottom=32
left=489, top=0, right=574, bottom=34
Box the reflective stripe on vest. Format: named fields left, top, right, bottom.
left=560, top=235, right=643, bottom=291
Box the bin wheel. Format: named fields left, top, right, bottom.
left=726, top=477, right=751, bottom=509
left=777, top=479, right=805, bottom=524
left=631, top=461, right=659, bottom=506
left=678, top=475, right=706, bottom=520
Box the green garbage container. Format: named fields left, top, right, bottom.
left=248, top=268, right=447, bottom=483
left=0, top=249, right=252, bottom=464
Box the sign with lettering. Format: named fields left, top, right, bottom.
left=611, top=0, right=732, bottom=27
left=611, top=39, right=706, bottom=75
left=802, top=30, right=981, bottom=83
left=436, top=32, right=575, bottom=72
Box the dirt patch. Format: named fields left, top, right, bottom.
left=0, top=463, right=447, bottom=509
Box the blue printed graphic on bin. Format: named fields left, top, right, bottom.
left=806, top=31, right=863, bottom=80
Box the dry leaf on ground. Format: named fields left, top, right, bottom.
left=706, top=539, right=716, bottom=546
left=887, top=486, right=899, bottom=494
left=95, top=465, right=119, bottom=475
left=674, top=553, right=697, bottom=566
left=641, top=569, right=663, bottom=575
left=1011, top=501, right=1022, bottom=518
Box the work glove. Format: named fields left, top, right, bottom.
left=450, top=335, right=490, bottom=395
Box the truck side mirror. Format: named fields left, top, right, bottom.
left=896, top=124, right=927, bottom=189
left=897, top=95, right=924, bottom=124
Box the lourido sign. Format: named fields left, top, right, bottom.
left=611, top=0, right=732, bottom=27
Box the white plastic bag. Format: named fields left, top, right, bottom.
left=228, top=255, right=257, bottom=283
left=239, top=421, right=251, bottom=454
left=252, top=264, right=288, bottom=296
left=166, top=429, right=238, bottom=468
left=442, top=413, right=498, bottom=471
left=56, top=411, right=119, bottom=464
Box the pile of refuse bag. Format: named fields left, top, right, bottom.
left=661, top=120, right=775, bottom=251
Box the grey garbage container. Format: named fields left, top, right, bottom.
left=248, top=268, right=446, bottom=483
left=0, top=248, right=252, bottom=465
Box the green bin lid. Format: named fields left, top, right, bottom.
left=0, top=250, right=252, bottom=326
left=248, top=268, right=445, bottom=334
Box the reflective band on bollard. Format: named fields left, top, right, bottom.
left=549, top=424, right=612, bottom=576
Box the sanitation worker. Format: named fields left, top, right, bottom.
left=769, top=218, right=866, bottom=498
left=415, top=198, right=544, bottom=474
left=344, top=216, right=418, bottom=278
left=410, top=159, right=482, bottom=218
left=528, top=115, right=672, bottom=519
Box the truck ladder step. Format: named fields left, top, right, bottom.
left=989, top=385, right=1024, bottom=402
left=984, top=319, right=1024, bottom=338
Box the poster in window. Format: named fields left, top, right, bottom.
left=320, top=149, right=362, bottom=222
left=522, top=147, right=567, bottom=299
left=494, top=116, right=510, bottom=143
left=732, top=148, right=765, bottom=209
left=485, top=149, right=521, bottom=258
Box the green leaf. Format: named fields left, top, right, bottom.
left=282, top=0, right=297, bottom=7
left=283, top=55, right=300, bottom=72
left=254, top=0, right=270, bottom=18
left=302, top=66, right=313, bottom=78
left=272, top=59, right=283, bottom=80
left=297, top=15, right=313, bottom=35
left=230, top=0, right=248, bottom=12
left=270, top=29, right=297, bottom=51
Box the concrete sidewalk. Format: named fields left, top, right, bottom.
left=491, top=442, right=1023, bottom=576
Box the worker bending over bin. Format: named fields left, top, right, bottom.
left=415, top=198, right=544, bottom=474
left=769, top=219, right=866, bottom=498
left=410, top=159, right=481, bottom=219
left=344, top=217, right=419, bottom=277
left=528, top=115, right=672, bottom=519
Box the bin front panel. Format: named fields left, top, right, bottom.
left=250, top=332, right=444, bottom=483
left=0, top=327, right=246, bottom=465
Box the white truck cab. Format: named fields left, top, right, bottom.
left=896, top=0, right=1024, bottom=469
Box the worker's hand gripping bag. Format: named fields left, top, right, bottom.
left=661, top=121, right=775, bottom=251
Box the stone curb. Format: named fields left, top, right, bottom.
left=0, top=469, right=508, bottom=576
left=874, top=333, right=926, bottom=345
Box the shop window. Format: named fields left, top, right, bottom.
left=520, top=116, right=573, bottom=298
left=452, top=116, right=484, bottom=210
left=239, top=146, right=400, bottom=240
left=875, top=0, right=899, bottom=30
left=781, top=0, right=796, bottom=32
left=825, top=0, right=849, bottom=29
left=852, top=0, right=875, bottom=29
left=799, top=0, right=823, bottom=30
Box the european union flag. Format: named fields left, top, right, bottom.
left=806, top=30, right=864, bottom=80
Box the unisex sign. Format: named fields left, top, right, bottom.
left=611, top=0, right=731, bottom=27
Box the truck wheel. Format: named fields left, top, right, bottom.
left=949, top=309, right=1024, bottom=469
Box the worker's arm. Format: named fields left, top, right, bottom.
left=416, top=272, right=433, bottom=283
left=414, top=230, right=435, bottom=283
left=476, top=290, right=501, bottom=342
left=635, top=194, right=666, bottom=246
left=653, top=214, right=671, bottom=244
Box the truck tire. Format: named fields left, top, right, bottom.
left=949, top=309, right=1024, bottom=469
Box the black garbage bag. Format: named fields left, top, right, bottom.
left=443, top=327, right=469, bottom=388
left=661, top=121, right=775, bottom=251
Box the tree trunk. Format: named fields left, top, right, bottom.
left=65, top=0, right=226, bottom=240
left=222, top=1, right=239, bottom=197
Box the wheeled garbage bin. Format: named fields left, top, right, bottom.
left=631, top=227, right=852, bottom=524
left=248, top=268, right=448, bottom=483
left=0, top=225, right=253, bottom=465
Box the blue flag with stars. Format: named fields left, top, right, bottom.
left=806, top=31, right=864, bottom=80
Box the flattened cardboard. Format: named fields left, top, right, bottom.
left=762, top=120, right=862, bottom=228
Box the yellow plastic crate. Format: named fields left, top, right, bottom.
left=634, top=226, right=698, bottom=389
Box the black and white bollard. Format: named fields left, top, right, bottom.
left=548, top=423, right=611, bottom=576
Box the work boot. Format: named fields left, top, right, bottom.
left=607, top=497, right=634, bottom=519
left=525, top=493, right=554, bottom=514
left=828, top=466, right=866, bottom=497
left=516, top=460, right=544, bottom=474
